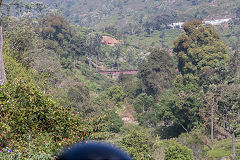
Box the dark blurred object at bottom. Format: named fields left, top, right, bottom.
left=57, top=142, right=131, bottom=160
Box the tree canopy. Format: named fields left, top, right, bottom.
left=137, top=49, right=176, bottom=96
left=174, top=20, right=230, bottom=76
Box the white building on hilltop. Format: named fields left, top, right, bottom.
left=167, top=18, right=231, bottom=29
left=204, top=18, right=231, bottom=25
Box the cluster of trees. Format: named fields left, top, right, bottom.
left=31, top=0, right=239, bottom=36
left=0, top=6, right=137, bottom=158
left=1, top=0, right=240, bottom=158
left=1, top=0, right=48, bottom=17
left=1, top=21, right=122, bottom=160
left=133, top=20, right=240, bottom=158
left=218, top=7, right=240, bottom=52
left=0, top=78, right=112, bottom=158
left=144, top=13, right=176, bottom=34
left=2, top=10, right=141, bottom=113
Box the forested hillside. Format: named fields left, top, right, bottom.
left=22, top=0, right=239, bottom=27
left=0, top=0, right=240, bottom=160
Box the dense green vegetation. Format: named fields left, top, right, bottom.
left=0, top=0, right=240, bottom=160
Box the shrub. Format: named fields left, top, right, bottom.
left=105, top=111, right=123, bottom=133
left=164, top=142, right=194, bottom=160
left=106, top=85, right=126, bottom=106
left=119, top=125, right=154, bottom=159
left=0, top=79, right=93, bottom=158
left=133, top=93, right=158, bottom=127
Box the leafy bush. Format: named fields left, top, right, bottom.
left=137, top=49, right=176, bottom=97
left=164, top=142, right=194, bottom=160
left=119, top=125, right=154, bottom=160
left=159, top=86, right=204, bottom=133
left=106, top=85, right=126, bottom=106
left=133, top=93, right=158, bottom=127
left=0, top=79, right=93, bottom=158
left=133, top=93, right=154, bottom=114
left=105, top=110, right=123, bottom=133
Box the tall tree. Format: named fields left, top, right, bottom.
left=203, top=87, right=217, bottom=150
left=230, top=51, right=240, bottom=80
left=40, top=14, right=71, bottom=44
left=110, top=44, right=121, bottom=70
left=0, top=1, right=7, bottom=82
left=174, top=20, right=230, bottom=77
left=137, top=49, right=176, bottom=97
left=133, top=93, right=158, bottom=127
left=86, top=32, right=102, bottom=69
left=159, top=78, right=204, bottom=133
left=169, top=20, right=230, bottom=138
left=202, top=83, right=240, bottom=157
left=214, top=84, right=240, bottom=158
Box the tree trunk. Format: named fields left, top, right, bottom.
left=211, top=97, right=215, bottom=150
left=117, top=61, right=119, bottom=70
left=0, top=26, right=7, bottom=82
left=89, top=57, right=92, bottom=69
left=232, top=131, right=236, bottom=158
left=96, top=56, right=98, bottom=71
left=211, top=103, right=214, bottom=150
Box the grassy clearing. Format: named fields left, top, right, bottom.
left=125, top=29, right=183, bottom=49
left=205, top=138, right=240, bottom=159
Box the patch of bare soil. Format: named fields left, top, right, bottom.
left=102, top=36, right=121, bottom=46
left=120, top=100, right=138, bottom=125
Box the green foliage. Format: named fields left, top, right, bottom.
left=177, top=128, right=205, bottom=159
left=204, top=138, right=240, bottom=159
left=35, top=14, right=89, bottom=70
left=173, top=74, right=199, bottom=92
left=159, top=87, right=204, bottom=132
left=3, top=2, right=240, bottom=160
left=133, top=93, right=158, bottom=127
left=105, top=110, right=123, bottom=133
left=166, top=20, right=233, bottom=137
left=40, top=14, right=71, bottom=44
left=0, top=80, right=92, bottom=157
left=3, top=46, right=35, bottom=83
left=174, top=20, right=230, bottom=77
left=219, top=22, right=240, bottom=51
left=0, top=133, right=56, bottom=160
left=230, top=51, right=240, bottom=80
left=137, top=49, right=176, bottom=96
left=164, top=142, right=194, bottom=160
left=145, top=13, right=176, bottom=31
left=198, top=63, right=233, bottom=92
left=88, top=114, right=113, bottom=140
left=67, top=83, right=90, bottom=112
left=118, top=74, right=142, bottom=99
left=103, top=26, right=122, bottom=39
left=119, top=124, right=154, bottom=160
left=106, top=85, right=126, bottom=106
left=134, top=93, right=154, bottom=113
left=44, top=0, right=238, bottom=34
left=125, top=29, right=183, bottom=49
left=213, top=84, right=240, bottom=134
left=236, top=123, right=240, bottom=138
left=4, top=18, right=39, bottom=65
left=86, top=32, right=102, bottom=58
